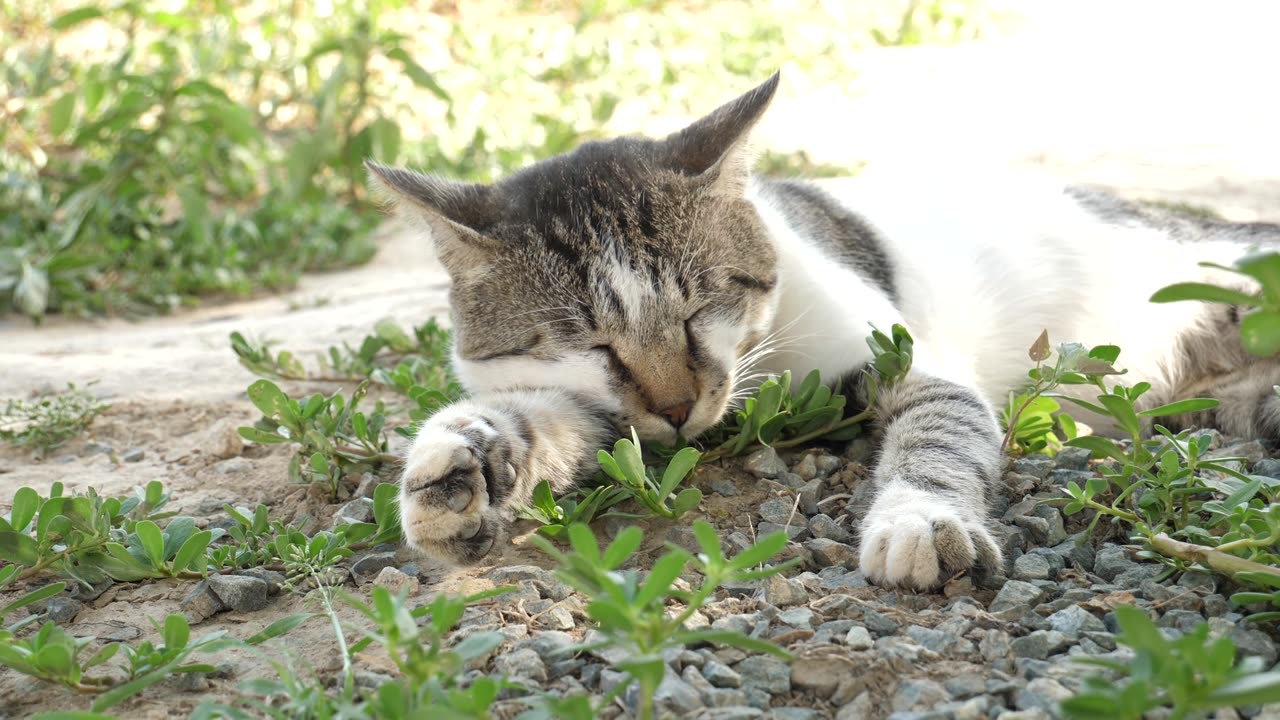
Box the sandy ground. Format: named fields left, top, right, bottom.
left=2, top=1, right=1279, bottom=716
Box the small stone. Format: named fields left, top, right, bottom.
left=1011, top=454, right=1053, bottom=479
left=990, top=580, right=1046, bottom=613
left=760, top=497, right=799, bottom=525
left=735, top=656, right=791, bottom=695
left=1050, top=534, right=1096, bottom=571
left=122, top=448, right=145, bottom=462
left=214, top=457, right=251, bottom=475
left=862, top=610, right=900, bottom=637
left=207, top=574, right=271, bottom=612
left=1048, top=469, right=1095, bottom=487
left=181, top=580, right=226, bottom=622
left=334, top=498, right=374, bottom=525
left=234, top=568, right=285, bottom=595
left=653, top=670, right=704, bottom=715
left=1031, top=505, right=1067, bottom=545
left=892, top=679, right=950, bottom=712
left=1252, top=458, right=1280, bottom=479
left=1212, top=440, right=1267, bottom=465
left=808, top=514, right=852, bottom=543
left=844, top=625, right=874, bottom=650
left=709, top=479, right=740, bottom=496
left=1232, top=626, right=1278, bottom=665
left=488, top=565, right=550, bottom=583
left=794, top=455, right=818, bottom=480
left=770, top=709, right=823, bottom=720
left=1054, top=446, right=1093, bottom=471
left=704, top=659, right=742, bottom=688
left=1013, top=553, right=1052, bottom=581
left=836, top=692, right=875, bottom=720
left=351, top=551, right=398, bottom=582
left=943, top=675, right=987, bottom=698
left=1093, top=545, right=1137, bottom=581
left=815, top=455, right=843, bottom=477
left=778, top=607, right=816, bottom=629
left=43, top=596, right=83, bottom=624
left=1014, top=677, right=1072, bottom=712
left=539, top=604, right=576, bottom=631
left=744, top=448, right=787, bottom=479
left=790, top=655, right=852, bottom=698
left=1011, top=630, right=1071, bottom=660
left=905, top=626, right=955, bottom=655
left=373, top=567, right=419, bottom=596
left=1047, top=605, right=1106, bottom=636
left=805, top=538, right=858, bottom=568
left=701, top=709, right=764, bottom=720
left=757, top=521, right=808, bottom=541
left=85, top=441, right=113, bottom=455
left=821, top=570, right=869, bottom=591
left=763, top=574, right=809, bottom=608
left=495, top=648, right=547, bottom=683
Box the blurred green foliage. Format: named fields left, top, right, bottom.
left=0, top=0, right=1004, bottom=320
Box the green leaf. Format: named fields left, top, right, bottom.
left=1064, top=436, right=1128, bottom=462
left=613, top=435, right=646, bottom=485
left=135, top=520, right=165, bottom=568
left=48, top=93, right=76, bottom=137
left=634, top=550, right=689, bottom=608
left=163, top=613, right=190, bottom=651
left=1138, top=398, right=1219, bottom=417
left=246, top=380, right=288, bottom=419
left=566, top=524, right=601, bottom=565
left=0, top=531, right=40, bottom=566
left=1150, top=282, right=1259, bottom=306
left=244, top=613, right=315, bottom=644
left=692, top=521, right=724, bottom=566
left=452, top=631, right=503, bottom=663
left=728, top=530, right=789, bottom=570
left=672, top=629, right=792, bottom=658
left=385, top=47, right=450, bottom=100
left=9, top=487, right=39, bottom=533
left=672, top=487, right=702, bottom=516
left=171, top=530, right=212, bottom=574
left=0, top=582, right=67, bottom=619
left=601, top=526, right=642, bottom=570
left=1238, top=252, right=1280, bottom=304
left=51, top=6, right=105, bottom=29
left=585, top=598, right=633, bottom=632
left=1097, top=394, right=1142, bottom=438
left=658, top=447, right=701, bottom=500
left=1241, top=310, right=1280, bottom=357
left=1201, top=671, right=1280, bottom=707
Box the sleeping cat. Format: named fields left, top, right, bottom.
left=367, top=73, right=1280, bottom=591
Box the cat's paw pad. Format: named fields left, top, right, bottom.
left=398, top=418, right=505, bottom=564
left=858, top=498, right=1001, bottom=591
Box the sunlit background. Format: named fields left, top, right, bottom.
left=2, top=0, right=1277, bottom=322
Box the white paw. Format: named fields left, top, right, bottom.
left=858, top=488, right=1001, bottom=591
left=398, top=416, right=505, bottom=563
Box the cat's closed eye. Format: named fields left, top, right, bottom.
left=475, top=333, right=542, bottom=361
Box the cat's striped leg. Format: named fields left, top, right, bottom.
left=858, top=374, right=1005, bottom=590
left=398, top=388, right=614, bottom=564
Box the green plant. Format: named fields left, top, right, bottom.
left=237, top=379, right=393, bottom=499
left=1152, top=251, right=1280, bottom=356
left=1061, top=605, right=1280, bottom=720
left=597, top=434, right=704, bottom=520
left=531, top=522, right=793, bottom=720
left=699, top=323, right=914, bottom=463
left=515, top=480, right=630, bottom=539
left=0, top=383, right=108, bottom=455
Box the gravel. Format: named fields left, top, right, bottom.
left=207, top=574, right=271, bottom=612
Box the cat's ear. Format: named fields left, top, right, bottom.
left=365, top=161, right=499, bottom=274
left=662, top=71, right=780, bottom=196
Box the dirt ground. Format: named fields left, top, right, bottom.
left=2, top=2, right=1280, bottom=716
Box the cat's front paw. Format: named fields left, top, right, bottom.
left=398, top=416, right=511, bottom=564
left=858, top=486, right=1002, bottom=591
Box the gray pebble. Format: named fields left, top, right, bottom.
left=709, top=479, right=740, bottom=496
left=735, top=656, right=791, bottom=695
left=862, top=609, right=900, bottom=637
left=743, top=448, right=787, bottom=479
left=1014, top=677, right=1072, bottom=712
left=703, top=659, right=742, bottom=688
left=333, top=497, right=374, bottom=525
left=1252, top=458, right=1280, bottom=479
left=42, top=596, right=83, bottom=624
left=351, top=551, right=398, bottom=582
left=1047, top=605, right=1106, bottom=636
left=793, top=455, right=818, bottom=480
left=777, top=607, right=816, bottom=629
left=757, top=521, right=807, bottom=541
left=1012, top=553, right=1052, bottom=581
left=122, top=448, right=145, bottom=462
left=373, top=567, right=419, bottom=596
left=805, top=538, right=858, bottom=568
left=845, top=625, right=874, bottom=650
left=207, top=574, right=272, bottom=612
left=762, top=574, right=808, bottom=608
left=495, top=648, right=548, bottom=683
left=815, top=455, right=842, bottom=477
left=759, top=497, right=799, bottom=525
left=1054, top=446, right=1093, bottom=471
left=181, top=580, right=226, bottom=622
left=1010, top=630, right=1071, bottom=660
left=797, top=479, right=822, bottom=516
left=1011, top=455, right=1053, bottom=479
left=1048, top=469, right=1095, bottom=487
left=808, top=514, right=852, bottom=543
left=1093, top=545, right=1137, bottom=581
left=990, top=580, right=1046, bottom=613
left=892, top=679, right=950, bottom=712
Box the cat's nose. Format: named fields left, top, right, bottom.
left=656, top=402, right=692, bottom=427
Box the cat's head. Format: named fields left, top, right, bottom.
left=368, top=74, right=782, bottom=443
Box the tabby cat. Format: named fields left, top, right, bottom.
left=367, top=73, right=1280, bottom=590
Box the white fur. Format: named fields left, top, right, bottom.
left=452, top=347, right=621, bottom=415
left=400, top=409, right=495, bottom=543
